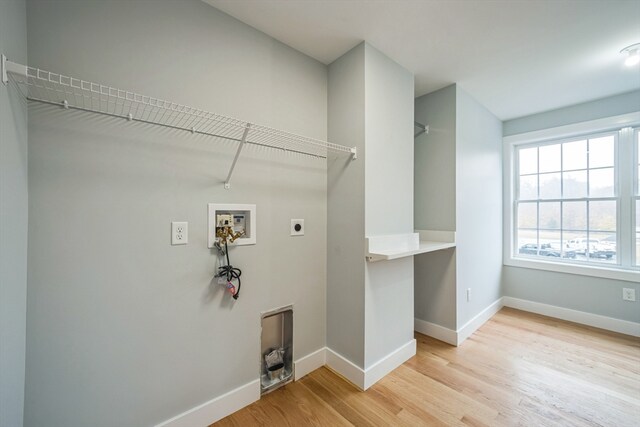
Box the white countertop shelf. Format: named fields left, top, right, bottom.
left=365, top=230, right=456, bottom=262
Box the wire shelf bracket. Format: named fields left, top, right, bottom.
left=2, top=56, right=357, bottom=189
left=2, top=55, right=27, bottom=85
left=414, top=121, right=429, bottom=138
left=225, top=124, right=251, bottom=189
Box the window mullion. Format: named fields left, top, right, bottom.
left=634, top=128, right=639, bottom=266
left=560, top=142, right=564, bottom=257
left=618, top=128, right=633, bottom=267
left=586, top=139, right=591, bottom=261
left=536, top=147, right=540, bottom=255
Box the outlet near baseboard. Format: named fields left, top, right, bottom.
left=623, top=288, right=636, bottom=302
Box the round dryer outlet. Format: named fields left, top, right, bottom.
left=290, top=219, right=304, bottom=236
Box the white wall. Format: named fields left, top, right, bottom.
left=25, top=1, right=328, bottom=426
left=503, top=90, right=640, bottom=137
left=364, top=44, right=414, bottom=237
left=455, top=87, right=503, bottom=327
left=363, top=44, right=414, bottom=368
left=414, top=85, right=502, bottom=332
left=414, top=86, right=457, bottom=330
left=327, top=42, right=414, bottom=374
left=503, top=268, right=640, bottom=323
left=503, top=91, right=640, bottom=323
left=327, top=43, right=366, bottom=366
left=0, top=1, right=28, bottom=426
left=414, top=85, right=456, bottom=232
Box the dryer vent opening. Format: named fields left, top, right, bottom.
left=260, top=306, right=293, bottom=394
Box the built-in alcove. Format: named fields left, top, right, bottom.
left=260, top=306, right=293, bottom=394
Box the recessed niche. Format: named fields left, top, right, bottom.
left=260, top=305, right=293, bottom=394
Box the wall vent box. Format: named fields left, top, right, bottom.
left=208, top=203, right=256, bottom=247
left=260, top=305, right=293, bottom=394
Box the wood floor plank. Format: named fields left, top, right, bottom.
left=213, top=308, right=640, bottom=426
left=390, top=364, right=500, bottom=425
left=308, top=367, right=412, bottom=426
left=367, top=382, right=449, bottom=427
left=301, top=372, right=393, bottom=426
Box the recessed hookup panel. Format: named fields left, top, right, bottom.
left=260, top=305, right=294, bottom=394
left=208, top=203, right=256, bottom=248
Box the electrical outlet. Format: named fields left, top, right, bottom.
left=171, top=221, right=188, bottom=245
left=623, top=288, right=636, bottom=302
left=216, top=214, right=233, bottom=228
left=291, top=219, right=304, bottom=236
left=466, top=288, right=471, bottom=302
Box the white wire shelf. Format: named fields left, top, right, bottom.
left=1, top=55, right=356, bottom=188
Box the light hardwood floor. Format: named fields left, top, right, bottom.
left=214, top=307, right=640, bottom=426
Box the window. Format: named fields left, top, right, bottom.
left=504, top=113, right=640, bottom=282
left=516, top=132, right=617, bottom=264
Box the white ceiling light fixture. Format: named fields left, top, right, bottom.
left=621, top=43, right=640, bottom=67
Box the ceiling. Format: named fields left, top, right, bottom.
left=204, top=0, right=639, bottom=121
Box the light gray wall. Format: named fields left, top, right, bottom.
left=503, top=90, right=640, bottom=136
left=327, top=43, right=366, bottom=367
left=414, top=86, right=457, bottom=330
left=413, top=85, right=502, bottom=331
left=455, top=87, right=503, bottom=327
left=414, top=249, right=457, bottom=330
left=364, top=44, right=414, bottom=237
left=25, top=1, right=327, bottom=426
left=503, top=268, right=640, bottom=322
left=414, top=85, right=456, bottom=231
left=327, top=42, right=414, bottom=370
left=363, top=44, right=414, bottom=368
left=0, top=1, right=28, bottom=426
left=503, top=91, right=640, bottom=323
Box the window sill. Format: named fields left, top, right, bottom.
left=504, top=256, right=640, bottom=283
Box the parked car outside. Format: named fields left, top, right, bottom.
left=548, top=241, right=577, bottom=259
left=566, top=237, right=615, bottom=259
left=566, top=238, right=599, bottom=255
left=518, top=243, right=576, bottom=258
left=591, top=245, right=616, bottom=259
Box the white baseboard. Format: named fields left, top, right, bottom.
left=363, top=339, right=416, bottom=389
left=155, top=379, right=260, bottom=427
left=325, top=347, right=365, bottom=390
left=157, top=346, right=330, bottom=427
left=503, top=296, right=640, bottom=337
left=414, top=318, right=457, bottom=345
left=457, top=298, right=504, bottom=344
left=415, top=298, right=503, bottom=346
left=325, top=340, right=417, bottom=391
left=294, top=347, right=326, bottom=381
left=417, top=296, right=640, bottom=345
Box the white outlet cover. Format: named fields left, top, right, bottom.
left=291, top=219, right=304, bottom=236
left=171, top=221, right=188, bottom=245
left=623, top=288, right=636, bottom=302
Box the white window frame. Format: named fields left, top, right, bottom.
left=634, top=128, right=640, bottom=267
left=503, top=112, right=640, bottom=283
